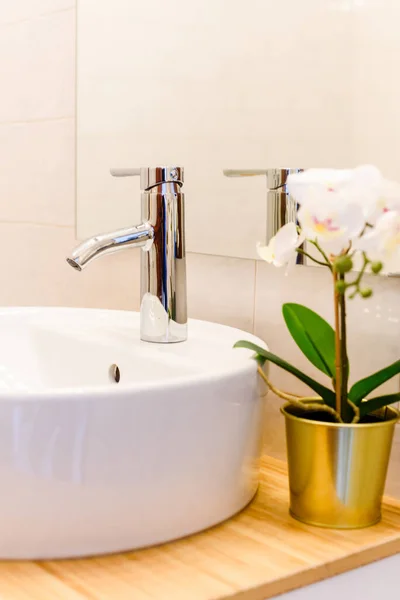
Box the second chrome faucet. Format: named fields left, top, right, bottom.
left=223, top=168, right=306, bottom=265
left=67, top=166, right=187, bottom=344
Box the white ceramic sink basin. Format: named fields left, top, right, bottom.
left=0, top=307, right=265, bottom=559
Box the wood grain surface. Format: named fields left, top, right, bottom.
left=0, top=456, right=399, bottom=600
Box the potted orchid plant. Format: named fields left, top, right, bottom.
left=236, top=166, right=400, bottom=529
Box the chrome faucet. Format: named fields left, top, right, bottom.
left=223, top=168, right=306, bottom=265
left=67, top=166, right=187, bottom=343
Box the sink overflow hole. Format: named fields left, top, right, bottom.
left=109, top=364, right=121, bottom=383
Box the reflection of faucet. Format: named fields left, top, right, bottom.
left=224, top=168, right=306, bottom=264
left=67, top=166, right=187, bottom=343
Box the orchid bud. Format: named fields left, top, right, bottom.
left=371, top=261, right=383, bottom=274
left=360, top=288, right=373, bottom=298
left=334, top=256, right=353, bottom=274
left=335, top=280, right=347, bottom=294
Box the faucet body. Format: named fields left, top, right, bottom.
left=67, top=166, right=188, bottom=343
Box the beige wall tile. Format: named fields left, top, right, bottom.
left=353, top=1, right=400, bottom=180
left=0, top=2, right=75, bottom=25
left=0, top=8, right=75, bottom=122
left=0, top=119, right=74, bottom=226
left=0, top=223, right=140, bottom=311
left=187, top=253, right=256, bottom=332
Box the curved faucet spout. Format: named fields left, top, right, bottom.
left=66, top=223, right=153, bottom=271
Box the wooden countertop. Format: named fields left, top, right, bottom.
left=1, top=456, right=400, bottom=600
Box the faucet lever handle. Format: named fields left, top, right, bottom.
left=110, top=166, right=183, bottom=191
left=223, top=168, right=303, bottom=189
left=110, top=168, right=141, bottom=178
left=223, top=169, right=268, bottom=178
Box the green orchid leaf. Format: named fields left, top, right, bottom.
left=349, top=360, right=400, bottom=405
left=234, top=340, right=336, bottom=409
left=359, top=393, right=400, bottom=418
left=282, top=303, right=338, bottom=379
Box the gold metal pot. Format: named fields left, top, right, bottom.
left=281, top=403, right=399, bottom=529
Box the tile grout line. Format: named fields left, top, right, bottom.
left=186, top=250, right=255, bottom=262
left=0, top=116, right=74, bottom=127
left=0, top=221, right=73, bottom=230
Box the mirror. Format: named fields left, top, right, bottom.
left=76, top=0, right=399, bottom=268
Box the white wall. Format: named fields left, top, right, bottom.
left=352, top=0, right=400, bottom=180
left=76, top=0, right=354, bottom=258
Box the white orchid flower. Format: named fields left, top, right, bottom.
left=287, top=165, right=381, bottom=208
left=368, top=179, right=400, bottom=223
left=356, top=210, right=400, bottom=272
left=287, top=165, right=383, bottom=254
left=288, top=165, right=400, bottom=228
left=257, top=222, right=303, bottom=268
left=296, top=194, right=364, bottom=255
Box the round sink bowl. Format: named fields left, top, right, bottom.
left=0, top=307, right=265, bottom=558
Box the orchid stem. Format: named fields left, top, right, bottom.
left=348, top=252, right=369, bottom=298
left=256, top=366, right=343, bottom=422
left=339, top=273, right=352, bottom=422
left=296, top=248, right=329, bottom=268
left=309, top=239, right=333, bottom=271
left=333, top=269, right=342, bottom=415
